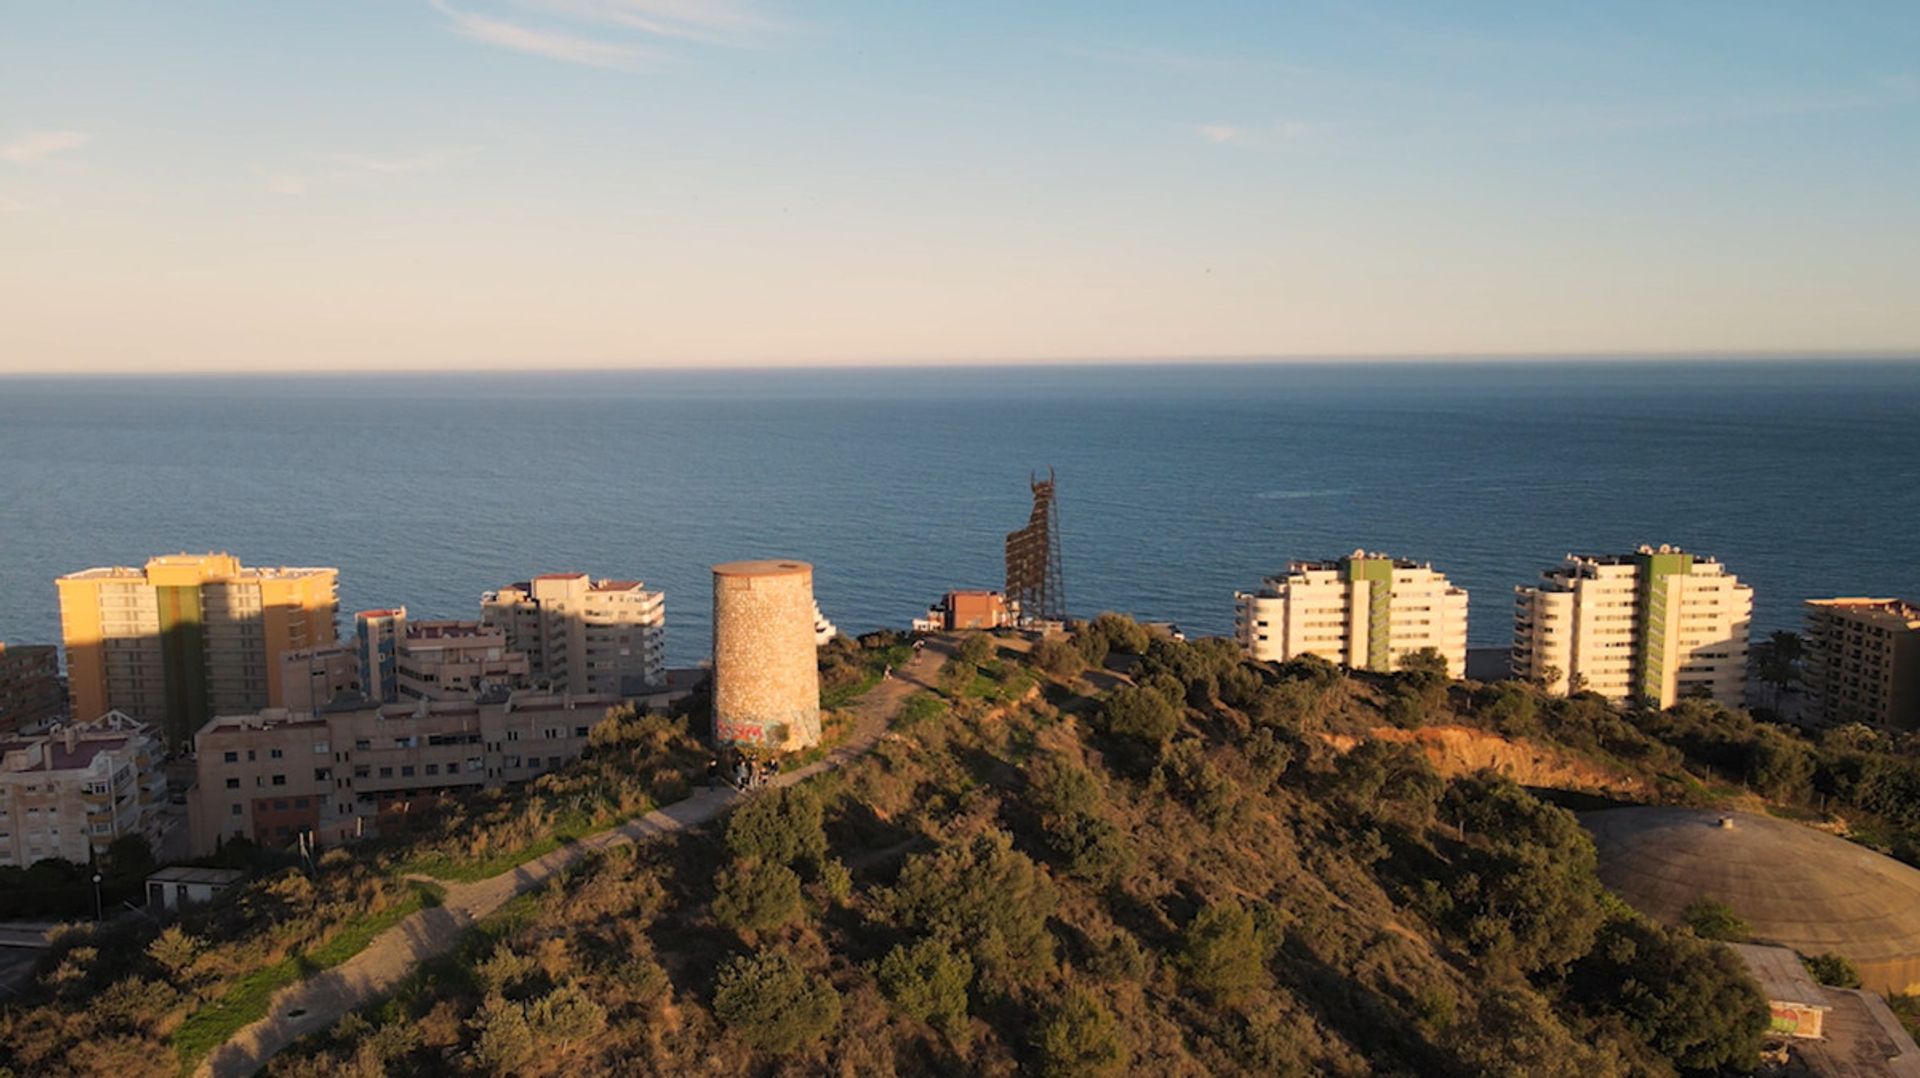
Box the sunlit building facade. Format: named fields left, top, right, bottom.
left=1234, top=551, right=1469, bottom=676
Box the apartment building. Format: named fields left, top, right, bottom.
left=188, top=691, right=621, bottom=855
left=0, top=643, right=64, bottom=735
left=1512, top=545, right=1751, bottom=709
left=397, top=620, right=530, bottom=701
left=57, top=553, right=339, bottom=746
left=481, top=573, right=665, bottom=694
left=279, top=646, right=361, bottom=711
left=354, top=608, right=407, bottom=705
left=1233, top=551, right=1469, bottom=676
left=0, top=712, right=167, bottom=867
left=1804, top=598, right=1920, bottom=729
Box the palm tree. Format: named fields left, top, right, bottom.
left=1753, top=630, right=1804, bottom=711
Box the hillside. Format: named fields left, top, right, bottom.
left=230, top=624, right=1768, bottom=1076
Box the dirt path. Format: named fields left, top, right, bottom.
left=198, top=641, right=948, bottom=1078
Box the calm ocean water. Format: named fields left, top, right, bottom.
left=2, top=361, right=1917, bottom=670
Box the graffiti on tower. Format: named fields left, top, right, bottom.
left=1005, top=468, right=1067, bottom=623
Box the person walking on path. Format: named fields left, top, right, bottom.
left=706, top=757, right=719, bottom=791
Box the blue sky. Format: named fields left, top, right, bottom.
left=3, top=1, right=1917, bottom=371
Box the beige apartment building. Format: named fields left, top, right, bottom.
left=481, top=573, right=665, bottom=694
left=0, top=712, right=168, bottom=867
left=396, top=620, right=531, bottom=701
left=1234, top=551, right=1469, bottom=676
left=1804, top=599, right=1920, bottom=729
left=57, top=553, right=339, bottom=746
left=188, top=691, right=622, bottom=855
left=279, top=646, right=361, bottom=711
left=1512, top=545, right=1751, bottom=709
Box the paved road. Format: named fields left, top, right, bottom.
left=198, top=642, right=946, bottom=1078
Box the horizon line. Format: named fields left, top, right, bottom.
left=5, top=349, right=1920, bottom=379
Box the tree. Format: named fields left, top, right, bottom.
left=877, top=938, right=973, bottom=1037
left=1753, top=630, right=1804, bottom=709
left=1036, top=985, right=1127, bottom=1078
left=1031, top=637, right=1087, bottom=680
left=1087, top=613, right=1151, bottom=657
left=713, top=860, right=805, bottom=935
left=1177, top=899, right=1274, bottom=1003
left=1568, top=916, right=1768, bottom=1073
left=1435, top=772, right=1607, bottom=973
left=1097, top=686, right=1180, bottom=765
left=888, top=830, right=1057, bottom=986
left=470, top=994, right=535, bottom=1076
left=1682, top=900, right=1750, bottom=942
left=956, top=633, right=996, bottom=667
left=1397, top=647, right=1451, bottom=681
left=712, top=949, right=843, bottom=1054
left=725, top=786, right=826, bottom=869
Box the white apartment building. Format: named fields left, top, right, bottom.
left=0, top=712, right=168, bottom=867
left=1512, top=545, right=1751, bottom=709
left=481, top=574, right=665, bottom=694
left=1234, top=551, right=1469, bottom=676
left=188, top=691, right=623, bottom=856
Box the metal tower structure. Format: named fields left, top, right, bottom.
left=1005, top=468, right=1066, bottom=624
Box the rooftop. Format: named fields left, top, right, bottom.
left=1584, top=807, right=1920, bottom=993
left=713, top=559, right=812, bottom=578
left=1808, top=598, right=1920, bottom=628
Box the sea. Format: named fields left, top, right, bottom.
left=2, top=361, right=1917, bottom=670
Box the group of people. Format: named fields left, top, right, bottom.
left=707, top=750, right=781, bottom=793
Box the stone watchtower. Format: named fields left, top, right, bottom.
left=711, top=560, right=822, bottom=752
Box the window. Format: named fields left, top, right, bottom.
left=425, top=763, right=440, bottom=776
left=230, top=804, right=243, bottom=816
left=574, top=725, right=589, bottom=738
left=400, top=765, right=416, bottom=778
left=313, top=742, right=330, bottom=754
left=354, top=739, right=371, bottom=751
left=271, top=774, right=287, bottom=787
left=353, top=765, right=370, bottom=779
left=225, top=778, right=240, bottom=789
left=223, top=751, right=239, bottom=763
left=378, top=767, right=393, bottom=779
left=506, top=730, right=521, bottom=742
left=314, top=768, right=331, bottom=782
left=269, top=748, right=284, bottom=759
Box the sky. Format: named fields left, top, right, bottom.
left=2, top=1, right=1918, bottom=373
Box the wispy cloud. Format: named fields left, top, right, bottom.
left=1, top=130, right=90, bottom=165
left=512, top=0, right=780, bottom=46
left=431, top=0, right=655, bottom=69
left=431, top=0, right=780, bottom=68
left=1198, top=121, right=1313, bottom=147
left=252, top=147, right=474, bottom=195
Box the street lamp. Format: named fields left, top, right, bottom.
left=91, top=872, right=103, bottom=922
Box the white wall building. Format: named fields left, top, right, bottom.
left=1234, top=551, right=1469, bottom=676
left=0, top=712, right=167, bottom=867
left=1512, top=545, right=1751, bottom=709
left=481, top=573, right=665, bottom=694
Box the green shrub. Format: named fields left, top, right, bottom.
left=725, top=786, right=827, bottom=869
left=1803, top=952, right=1860, bottom=988
left=712, top=950, right=842, bottom=1054
left=1682, top=900, right=1750, bottom=942
left=1036, top=985, right=1126, bottom=1077
left=877, top=937, right=973, bottom=1036
left=713, top=861, right=805, bottom=934
left=1177, top=899, right=1273, bottom=1003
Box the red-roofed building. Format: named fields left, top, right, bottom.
left=0, top=711, right=167, bottom=866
